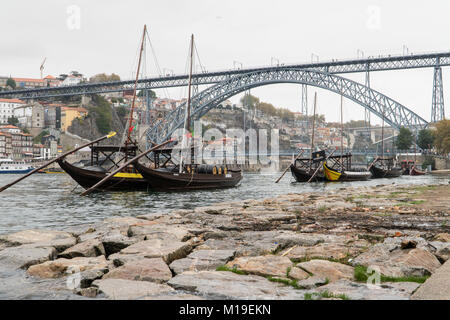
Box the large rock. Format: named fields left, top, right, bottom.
left=315, top=279, right=417, bottom=300
left=288, top=267, right=310, bottom=281
left=92, top=278, right=174, bottom=300
left=435, top=244, right=450, bottom=262
left=27, top=256, right=108, bottom=278
left=119, top=239, right=192, bottom=264
left=0, top=244, right=56, bottom=269
left=353, top=245, right=441, bottom=277
left=296, top=259, right=354, bottom=282
left=103, top=258, right=172, bottom=283
left=0, top=229, right=76, bottom=252
left=128, top=224, right=191, bottom=242
left=434, top=233, right=450, bottom=242
left=226, top=255, right=293, bottom=278
left=100, top=231, right=142, bottom=256
left=169, top=250, right=235, bottom=275
left=59, top=239, right=105, bottom=258
left=282, top=243, right=363, bottom=262
left=412, top=259, right=450, bottom=300
left=167, top=271, right=306, bottom=299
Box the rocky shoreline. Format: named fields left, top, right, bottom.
left=0, top=183, right=449, bottom=300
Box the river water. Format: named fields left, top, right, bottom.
left=0, top=171, right=449, bottom=235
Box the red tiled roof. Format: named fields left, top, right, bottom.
left=0, top=98, right=26, bottom=104
left=13, top=77, right=45, bottom=83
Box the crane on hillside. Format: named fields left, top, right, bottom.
left=40, top=57, right=47, bottom=79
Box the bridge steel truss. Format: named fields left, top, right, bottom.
left=146, top=68, right=428, bottom=144
left=1, top=51, right=449, bottom=103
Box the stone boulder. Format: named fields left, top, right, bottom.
left=282, top=243, right=363, bottom=262
left=288, top=267, right=310, bottom=281
left=226, top=255, right=293, bottom=278
left=316, top=279, right=417, bottom=300
left=118, top=239, right=192, bottom=264
left=435, top=244, right=450, bottom=262
left=296, top=259, right=354, bottom=282
left=0, top=229, right=76, bottom=252
left=169, top=250, right=235, bottom=275
left=27, top=256, right=108, bottom=278
left=353, top=245, right=441, bottom=277
left=412, top=259, right=450, bottom=300
left=92, top=278, right=174, bottom=300
left=103, top=258, right=172, bottom=283
left=0, top=244, right=56, bottom=269
left=59, top=239, right=106, bottom=258
left=167, top=271, right=306, bottom=299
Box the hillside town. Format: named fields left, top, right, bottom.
left=0, top=72, right=418, bottom=162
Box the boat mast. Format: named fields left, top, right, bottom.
left=340, top=95, right=344, bottom=171
left=310, top=92, right=317, bottom=158
left=125, top=24, right=147, bottom=160
left=180, top=34, right=195, bottom=173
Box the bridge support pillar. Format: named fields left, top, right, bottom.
left=301, top=84, right=308, bottom=136
left=431, top=65, right=445, bottom=122
left=364, top=69, right=371, bottom=128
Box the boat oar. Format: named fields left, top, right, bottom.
left=80, top=139, right=174, bottom=196
left=275, top=150, right=305, bottom=183
left=0, top=131, right=117, bottom=193
left=307, top=149, right=335, bottom=183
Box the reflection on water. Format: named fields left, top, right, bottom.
left=0, top=172, right=448, bottom=235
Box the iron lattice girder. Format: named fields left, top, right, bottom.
left=147, top=68, right=428, bottom=143
left=1, top=52, right=450, bottom=99
left=431, top=66, right=445, bottom=122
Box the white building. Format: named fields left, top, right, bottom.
left=13, top=103, right=45, bottom=129
left=61, top=75, right=83, bottom=86
left=0, top=98, right=26, bottom=124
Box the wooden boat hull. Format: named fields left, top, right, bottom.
left=323, top=162, right=372, bottom=181
left=133, top=161, right=242, bottom=191
left=290, top=164, right=324, bottom=182
left=410, top=166, right=426, bottom=176
left=57, top=159, right=150, bottom=191
left=370, top=165, right=403, bottom=178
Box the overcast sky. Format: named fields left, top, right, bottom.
left=1, top=0, right=449, bottom=123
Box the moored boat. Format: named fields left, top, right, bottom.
left=410, top=165, right=426, bottom=176
left=57, top=145, right=150, bottom=191
left=0, top=159, right=34, bottom=174
left=369, top=157, right=403, bottom=178
left=133, top=161, right=242, bottom=191
left=323, top=158, right=372, bottom=182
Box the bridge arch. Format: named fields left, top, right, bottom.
left=147, top=68, right=428, bottom=143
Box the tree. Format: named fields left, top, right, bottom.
left=6, top=78, right=16, bottom=89
left=395, top=127, right=413, bottom=150
left=89, top=73, right=120, bottom=83
left=433, top=119, right=450, bottom=155
left=137, top=89, right=156, bottom=98
left=417, top=129, right=435, bottom=150
left=240, top=94, right=259, bottom=110
left=7, top=116, right=19, bottom=126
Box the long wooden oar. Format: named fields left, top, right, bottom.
left=307, top=149, right=335, bottom=183
left=0, top=131, right=117, bottom=193
left=367, top=156, right=379, bottom=170
left=80, top=139, right=173, bottom=196
left=275, top=150, right=305, bottom=183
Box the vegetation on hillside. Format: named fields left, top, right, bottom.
left=89, top=73, right=121, bottom=83
left=89, top=95, right=113, bottom=134
left=433, top=119, right=450, bottom=154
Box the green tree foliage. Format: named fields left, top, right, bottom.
left=89, top=73, right=121, bottom=83
left=239, top=94, right=297, bottom=121
left=6, top=78, right=16, bottom=89
left=137, top=90, right=157, bottom=99
left=395, top=127, right=414, bottom=150
left=417, top=129, right=435, bottom=150
left=33, top=130, right=49, bottom=144
left=240, top=94, right=259, bottom=110
left=7, top=116, right=19, bottom=126
left=433, top=119, right=450, bottom=155
left=90, top=95, right=113, bottom=134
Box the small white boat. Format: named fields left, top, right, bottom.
left=0, top=159, right=34, bottom=174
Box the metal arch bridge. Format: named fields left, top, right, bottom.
left=146, top=68, right=428, bottom=144
left=0, top=51, right=448, bottom=99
